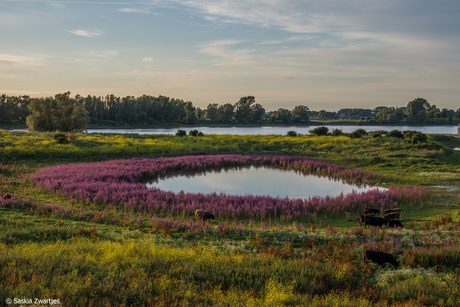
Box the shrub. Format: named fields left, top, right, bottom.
left=331, top=129, right=343, bottom=136
left=175, top=130, right=186, bottom=137
left=198, top=131, right=204, bottom=136
left=53, top=133, right=66, bottom=144
left=189, top=129, right=199, bottom=137
left=309, top=127, right=329, bottom=136
left=287, top=131, right=297, bottom=137
left=387, top=130, right=404, bottom=138
left=371, top=130, right=389, bottom=138
left=403, top=131, right=427, bottom=144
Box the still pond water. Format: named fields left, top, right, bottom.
left=146, top=166, right=384, bottom=198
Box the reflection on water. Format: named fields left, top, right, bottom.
left=84, top=125, right=458, bottom=135
left=146, top=166, right=385, bottom=198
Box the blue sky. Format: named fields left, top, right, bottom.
left=1, top=0, right=459, bottom=110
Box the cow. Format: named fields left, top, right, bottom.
left=384, top=208, right=401, bottom=214
left=384, top=212, right=401, bottom=220
left=195, top=210, right=215, bottom=224
left=357, top=214, right=373, bottom=226
left=387, top=219, right=404, bottom=228
left=361, top=215, right=388, bottom=228
left=365, top=250, right=399, bottom=267
left=2, top=193, right=11, bottom=200
left=364, top=208, right=380, bottom=215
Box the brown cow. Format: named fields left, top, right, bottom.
left=2, top=193, right=11, bottom=200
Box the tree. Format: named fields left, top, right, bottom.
left=26, top=97, right=57, bottom=132
left=183, top=101, right=197, bottom=124
left=217, top=103, right=235, bottom=123
left=249, top=103, right=265, bottom=122
left=271, top=108, right=293, bottom=124
left=406, top=98, right=430, bottom=117
left=26, top=92, right=89, bottom=132
left=292, top=105, right=310, bottom=123
left=205, top=103, right=219, bottom=122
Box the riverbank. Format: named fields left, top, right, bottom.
left=2, top=118, right=459, bottom=130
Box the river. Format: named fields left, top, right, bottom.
left=83, top=125, right=458, bottom=135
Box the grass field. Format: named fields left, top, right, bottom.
left=1, top=130, right=460, bottom=306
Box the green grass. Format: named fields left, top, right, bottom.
left=2, top=132, right=460, bottom=306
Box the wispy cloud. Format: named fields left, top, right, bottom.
left=119, top=8, right=150, bottom=14
left=142, top=57, right=153, bottom=62
left=0, top=53, right=45, bottom=69
left=68, top=30, right=103, bottom=37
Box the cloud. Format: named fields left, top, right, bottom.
left=68, top=30, right=103, bottom=37
left=142, top=57, right=153, bottom=62
left=119, top=8, right=150, bottom=14
left=0, top=53, right=45, bottom=69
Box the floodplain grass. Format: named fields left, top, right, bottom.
left=1, top=132, right=460, bottom=306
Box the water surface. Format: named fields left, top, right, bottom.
left=146, top=166, right=384, bottom=198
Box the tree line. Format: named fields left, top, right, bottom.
left=0, top=92, right=458, bottom=132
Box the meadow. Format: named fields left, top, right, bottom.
left=1, top=130, right=460, bottom=306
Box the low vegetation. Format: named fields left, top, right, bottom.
left=1, top=130, right=460, bottom=306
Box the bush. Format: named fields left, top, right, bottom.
left=175, top=130, right=186, bottom=137
left=387, top=130, right=403, bottom=138
left=403, top=131, right=427, bottom=144
left=331, top=129, right=343, bottom=136
left=371, top=130, right=389, bottom=138
left=287, top=131, right=297, bottom=137
left=309, top=127, right=329, bottom=136
left=189, top=129, right=199, bottom=137
left=198, top=131, right=204, bottom=137
left=53, top=133, right=66, bottom=144
left=353, top=129, right=368, bottom=136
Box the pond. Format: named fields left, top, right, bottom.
left=146, top=166, right=385, bottom=198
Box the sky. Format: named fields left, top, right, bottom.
left=1, top=0, right=459, bottom=111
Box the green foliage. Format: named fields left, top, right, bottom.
left=331, top=129, right=343, bottom=136
left=309, top=126, right=329, bottom=136
left=189, top=129, right=199, bottom=137
left=26, top=92, right=89, bottom=132
left=176, top=129, right=186, bottom=137
left=387, top=130, right=404, bottom=138
left=53, top=133, right=66, bottom=144
left=286, top=131, right=297, bottom=137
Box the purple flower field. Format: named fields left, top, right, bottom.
left=30, top=154, right=430, bottom=221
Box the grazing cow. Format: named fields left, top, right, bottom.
left=365, top=250, right=399, bottom=267
left=2, top=193, right=11, bottom=200
left=357, top=215, right=373, bottom=226
left=387, top=219, right=404, bottom=228
left=384, top=208, right=401, bottom=214
left=364, top=208, right=380, bottom=215
left=384, top=212, right=401, bottom=220
left=361, top=215, right=388, bottom=228
left=195, top=210, right=215, bottom=223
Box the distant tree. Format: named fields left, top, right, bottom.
left=287, top=131, right=297, bottom=137
left=271, top=108, right=293, bottom=124
left=26, top=92, right=89, bottom=132
left=217, top=103, right=235, bottom=123
left=183, top=101, right=197, bottom=124
left=235, top=96, right=255, bottom=123
left=249, top=103, right=265, bottom=122
left=195, top=107, right=203, bottom=120
left=331, top=129, right=343, bottom=136
left=205, top=103, right=219, bottom=122
left=406, top=98, right=430, bottom=117
left=292, top=105, right=310, bottom=123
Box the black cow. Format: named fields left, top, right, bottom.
left=365, top=250, right=399, bottom=267
left=357, top=214, right=374, bottom=226
left=364, top=208, right=380, bottom=215
left=361, top=215, right=388, bottom=228
left=384, top=212, right=400, bottom=220
left=387, top=219, right=404, bottom=228
left=384, top=208, right=401, bottom=214
left=195, top=210, right=215, bottom=223
left=2, top=193, right=11, bottom=200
